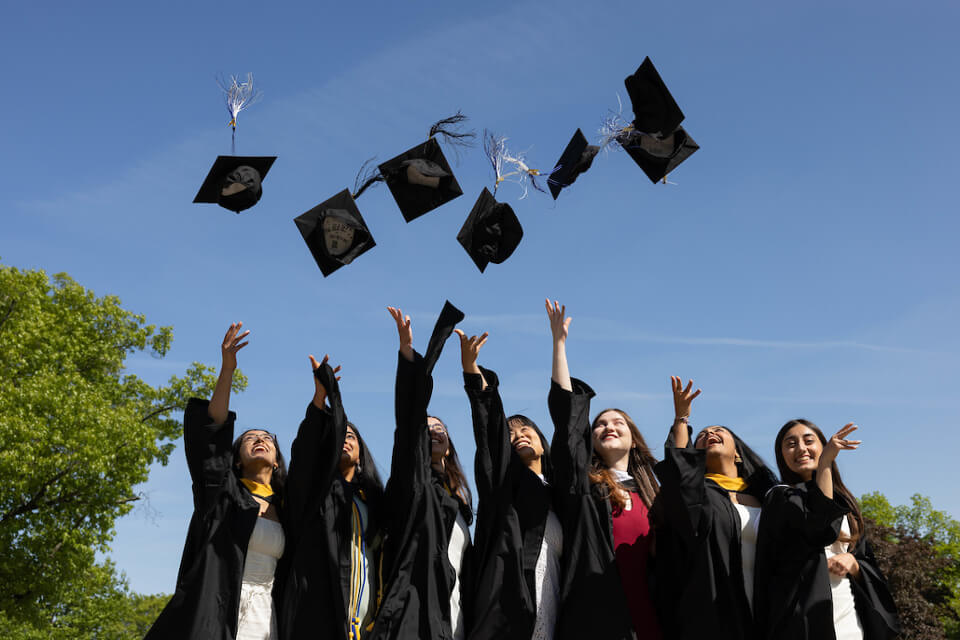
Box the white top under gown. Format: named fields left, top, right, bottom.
left=532, top=474, right=563, bottom=640
left=825, top=516, right=865, bottom=640
left=236, top=517, right=285, bottom=640
left=733, top=503, right=761, bottom=610
left=447, top=511, right=471, bottom=640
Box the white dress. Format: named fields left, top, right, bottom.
left=447, top=511, right=471, bottom=640
left=825, top=517, right=865, bottom=640
left=733, top=503, right=761, bottom=610
left=236, top=517, right=285, bottom=640
left=532, top=474, right=564, bottom=640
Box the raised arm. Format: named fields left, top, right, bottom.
left=208, top=322, right=250, bottom=424
left=546, top=299, right=572, bottom=392
left=816, top=423, right=860, bottom=500
left=669, top=375, right=700, bottom=449
left=388, top=306, right=414, bottom=362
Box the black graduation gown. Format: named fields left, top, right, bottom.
left=754, top=481, right=900, bottom=640
left=369, top=302, right=473, bottom=640
left=464, top=366, right=551, bottom=640
left=652, top=425, right=777, bottom=640
left=548, top=378, right=636, bottom=640
left=146, top=398, right=266, bottom=640
left=277, top=363, right=380, bottom=640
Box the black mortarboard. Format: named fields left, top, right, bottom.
left=293, top=189, right=376, bottom=277
left=377, top=137, right=463, bottom=222
left=619, top=127, right=699, bottom=184
left=457, top=188, right=523, bottom=273
left=624, top=57, right=685, bottom=137
left=193, top=155, right=276, bottom=213
left=548, top=129, right=600, bottom=200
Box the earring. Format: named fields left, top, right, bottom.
left=734, top=454, right=742, bottom=463
left=356, top=462, right=363, bottom=473
left=273, top=464, right=278, bottom=470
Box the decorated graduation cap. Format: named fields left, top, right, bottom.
left=600, top=57, right=699, bottom=184
left=193, top=74, right=276, bottom=213
left=547, top=128, right=600, bottom=199
left=350, top=113, right=474, bottom=223
left=293, top=189, right=376, bottom=277
left=456, top=131, right=546, bottom=273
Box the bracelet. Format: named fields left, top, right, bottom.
left=674, top=416, right=690, bottom=424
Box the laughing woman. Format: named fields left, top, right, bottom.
left=754, top=420, right=899, bottom=640
left=370, top=303, right=473, bottom=640
left=147, top=323, right=287, bottom=640
left=453, top=328, right=563, bottom=640
left=652, top=376, right=777, bottom=640
left=276, top=355, right=385, bottom=640
left=545, top=301, right=662, bottom=640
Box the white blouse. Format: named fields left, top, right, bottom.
left=825, top=517, right=865, bottom=640
left=236, top=517, right=284, bottom=640
left=448, top=511, right=471, bottom=640
left=733, top=502, right=761, bottom=610
left=532, top=474, right=563, bottom=640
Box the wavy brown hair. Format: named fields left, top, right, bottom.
left=429, top=416, right=473, bottom=521
left=775, top=418, right=863, bottom=546
left=589, top=408, right=659, bottom=511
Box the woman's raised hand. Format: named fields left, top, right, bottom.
left=453, top=329, right=488, bottom=375
left=309, top=354, right=342, bottom=409
left=545, top=299, right=572, bottom=344
left=820, top=423, right=861, bottom=469
left=671, top=376, right=701, bottom=419
left=387, top=306, right=414, bottom=361
left=220, top=322, right=250, bottom=371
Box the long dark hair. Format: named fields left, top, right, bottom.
left=589, top=408, right=659, bottom=511
left=429, top=415, right=473, bottom=516
left=347, top=421, right=385, bottom=504
left=231, top=429, right=288, bottom=497
left=506, top=414, right=553, bottom=483
left=774, top=418, right=863, bottom=545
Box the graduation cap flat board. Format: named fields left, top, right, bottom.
left=377, top=137, right=463, bottom=222
left=619, top=127, right=699, bottom=184
left=548, top=128, right=600, bottom=200
left=294, top=189, right=376, bottom=277
left=457, top=187, right=523, bottom=273
left=194, top=155, right=277, bottom=213
left=624, top=57, right=685, bottom=137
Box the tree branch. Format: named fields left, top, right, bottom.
left=141, top=404, right=180, bottom=423
left=0, top=460, right=79, bottom=525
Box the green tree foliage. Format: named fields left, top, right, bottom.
left=862, top=493, right=960, bottom=638
left=0, top=263, right=244, bottom=628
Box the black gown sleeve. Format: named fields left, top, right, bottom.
left=653, top=424, right=708, bottom=545
left=850, top=532, right=901, bottom=639
left=182, top=397, right=238, bottom=514
left=385, top=351, right=431, bottom=519
left=547, top=377, right=596, bottom=498
left=465, top=367, right=511, bottom=509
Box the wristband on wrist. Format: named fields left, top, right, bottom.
left=674, top=415, right=690, bottom=424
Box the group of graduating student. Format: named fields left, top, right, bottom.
left=145, top=300, right=901, bottom=640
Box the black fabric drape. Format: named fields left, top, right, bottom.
left=145, top=398, right=262, bottom=640
left=369, top=302, right=473, bottom=640
left=754, top=481, right=900, bottom=640
left=651, top=424, right=776, bottom=640
left=277, top=363, right=381, bottom=640
left=464, top=366, right=550, bottom=640
left=548, top=378, right=635, bottom=640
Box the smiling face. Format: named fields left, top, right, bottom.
left=236, top=429, right=278, bottom=472
left=428, top=417, right=450, bottom=463
left=779, top=423, right=822, bottom=481
left=342, top=424, right=361, bottom=467
left=592, top=410, right=634, bottom=462
left=694, top=426, right=737, bottom=459
left=508, top=418, right=544, bottom=464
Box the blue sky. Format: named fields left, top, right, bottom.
left=3, top=1, right=959, bottom=595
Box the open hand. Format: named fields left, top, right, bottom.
left=545, top=299, right=572, bottom=344
left=221, top=322, right=250, bottom=371
left=453, top=329, right=488, bottom=374
left=671, top=376, right=701, bottom=419
left=821, top=423, right=860, bottom=468
left=309, top=354, right=342, bottom=408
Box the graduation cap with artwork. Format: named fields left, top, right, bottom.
left=601, top=57, right=699, bottom=184
left=349, top=113, right=474, bottom=222
left=456, top=131, right=550, bottom=273
left=293, top=189, right=376, bottom=277
left=193, top=74, right=277, bottom=213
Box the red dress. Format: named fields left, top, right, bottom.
left=612, top=492, right=662, bottom=640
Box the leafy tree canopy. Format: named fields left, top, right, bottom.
left=0, top=263, right=244, bottom=626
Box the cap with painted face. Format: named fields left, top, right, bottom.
left=193, top=155, right=277, bottom=213
left=294, top=189, right=376, bottom=277
left=547, top=128, right=600, bottom=200
left=456, top=187, right=523, bottom=273
left=378, top=136, right=464, bottom=222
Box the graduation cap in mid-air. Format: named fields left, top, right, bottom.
left=194, top=73, right=277, bottom=213
left=547, top=128, right=600, bottom=199
left=457, top=187, right=523, bottom=273
left=294, top=189, right=376, bottom=277
left=350, top=113, right=474, bottom=223
left=601, top=57, right=699, bottom=184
